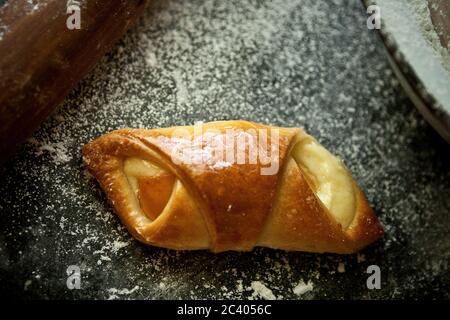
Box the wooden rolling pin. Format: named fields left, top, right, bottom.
left=0, top=0, right=148, bottom=162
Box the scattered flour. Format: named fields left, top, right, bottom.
left=24, top=280, right=32, bottom=291
left=0, top=24, right=8, bottom=41
left=112, top=240, right=130, bottom=253
left=107, top=286, right=140, bottom=300
left=28, top=138, right=71, bottom=164
left=337, top=262, right=346, bottom=273
left=172, top=70, right=189, bottom=104
left=236, top=279, right=244, bottom=292
left=26, top=0, right=39, bottom=13
left=145, top=51, right=158, bottom=68
left=250, top=281, right=277, bottom=300
left=293, top=280, right=314, bottom=296
left=142, top=34, right=158, bottom=68
left=59, top=216, right=67, bottom=230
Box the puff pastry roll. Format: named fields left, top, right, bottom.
left=82, top=120, right=383, bottom=253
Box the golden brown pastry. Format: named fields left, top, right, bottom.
left=82, top=120, right=383, bottom=253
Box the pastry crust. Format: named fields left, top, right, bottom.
left=82, top=120, right=383, bottom=253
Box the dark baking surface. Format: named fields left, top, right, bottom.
left=0, top=0, right=449, bottom=299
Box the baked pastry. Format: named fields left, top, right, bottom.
left=82, top=120, right=383, bottom=253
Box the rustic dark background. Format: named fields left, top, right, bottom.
left=0, top=0, right=449, bottom=299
